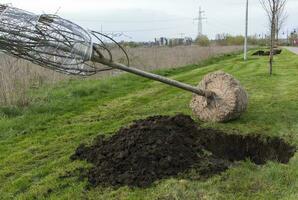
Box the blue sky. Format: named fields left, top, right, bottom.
left=2, top=0, right=298, bottom=41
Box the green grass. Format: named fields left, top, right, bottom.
left=1, top=50, right=298, bottom=200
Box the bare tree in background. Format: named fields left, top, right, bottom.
left=260, top=0, right=287, bottom=76
left=276, top=4, right=287, bottom=43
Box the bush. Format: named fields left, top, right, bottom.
left=215, top=34, right=244, bottom=46
left=195, top=35, right=210, bottom=46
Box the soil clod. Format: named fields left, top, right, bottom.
left=71, top=115, right=295, bottom=188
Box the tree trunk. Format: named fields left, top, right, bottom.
left=269, top=3, right=276, bottom=76
left=269, top=53, right=273, bottom=75
left=269, top=26, right=275, bottom=76
left=269, top=33, right=275, bottom=76
left=276, top=16, right=279, bottom=45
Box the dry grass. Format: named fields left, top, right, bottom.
left=0, top=45, right=242, bottom=106
left=125, top=45, right=242, bottom=70
left=0, top=54, right=64, bottom=106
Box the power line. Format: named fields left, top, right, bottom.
left=70, top=18, right=193, bottom=23
left=103, top=26, right=178, bottom=33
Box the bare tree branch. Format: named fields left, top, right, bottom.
left=259, top=0, right=287, bottom=76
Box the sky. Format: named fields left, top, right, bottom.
left=1, top=0, right=298, bottom=41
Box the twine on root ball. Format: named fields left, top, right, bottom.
left=190, top=71, right=248, bottom=122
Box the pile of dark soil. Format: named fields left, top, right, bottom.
left=252, top=49, right=282, bottom=56
left=71, top=115, right=295, bottom=188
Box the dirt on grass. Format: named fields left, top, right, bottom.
left=71, top=115, right=296, bottom=188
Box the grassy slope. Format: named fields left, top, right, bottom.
left=1, top=50, right=298, bottom=200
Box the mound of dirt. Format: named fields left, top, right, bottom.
left=71, top=115, right=295, bottom=188
left=252, top=49, right=282, bottom=56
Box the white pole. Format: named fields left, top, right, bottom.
left=244, top=0, right=248, bottom=61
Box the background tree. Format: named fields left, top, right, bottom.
left=289, top=31, right=298, bottom=45
left=275, top=3, right=287, bottom=43
left=260, top=0, right=287, bottom=76
left=195, top=35, right=210, bottom=46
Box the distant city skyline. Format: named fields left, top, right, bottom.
left=2, top=0, right=298, bottom=41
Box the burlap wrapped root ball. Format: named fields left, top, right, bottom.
left=190, top=71, right=248, bottom=122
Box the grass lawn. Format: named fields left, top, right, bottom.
left=1, top=50, right=298, bottom=200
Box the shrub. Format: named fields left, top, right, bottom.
left=195, top=35, right=210, bottom=46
